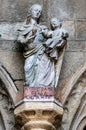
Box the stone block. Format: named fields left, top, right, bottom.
left=76, top=21, right=86, bottom=40
left=47, top=0, right=76, bottom=20
left=60, top=52, right=86, bottom=79
left=0, top=40, right=24, bottom=80
left=75, top=0, right=86, bottom=19
left=0, top=0, right=43, bottom=22
left=62, top=21, right=75, bottom=40
left=47, top=0, right=86, bottom=20
left=0, top=22, right=23, bottom=40
left=0, top=49, right=24, bottom=80
left=0, top=40, right=23, bottom=52
left=66, top=40, right=86, bottom=52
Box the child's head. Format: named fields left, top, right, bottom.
left=50, top=18, right=62, bottom=30
left=41, top=25, right=49, bottom=36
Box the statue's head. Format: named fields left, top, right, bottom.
left=41, top=25, right=49, bottom=37
left=50, top=18, right=62, bottom=29
left=30, top=4, right=42, bottom=19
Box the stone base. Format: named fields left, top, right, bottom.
left=16, top=86, right=62, bottom=106
left=14, top=102, right=63, bottom=130
left=15, top=86, right=63, bottom=130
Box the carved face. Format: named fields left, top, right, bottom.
left=50, top=18, right=61, bottom=29
left=41, top=25, right=48, bottom=32
left=30, top=4, right=42, bottom=19
left=41, top=25, right=49, bottom=36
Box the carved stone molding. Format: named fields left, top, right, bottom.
left=0, top=80, right=15, bottom=130
left=77, top=118, right=86, bottom=130
left=0, top=64, right=19, bottom=129
left=0, top=64, right=18, bottom=105
left=61, top=64, right=86, bottom=130
left=62, top=63, right=86, bottom=105
left=14, top=102, right=63, bottom=130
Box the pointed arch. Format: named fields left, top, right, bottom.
left=70, top=94, right=86, bottom=130
left=0, top=110, right=7, bottom=130
left=61, top=63, right=86, bottom=130
left=62, top=63, right=86, bottom=105
left=0, top=64, right=18, bottom=105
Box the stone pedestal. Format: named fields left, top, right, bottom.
left=14, top=87, right=63, bottom=130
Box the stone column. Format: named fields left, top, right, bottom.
left=14, top=87, right=63, bottom=130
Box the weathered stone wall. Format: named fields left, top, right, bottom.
left=0, top=0, right=44, bottom=89
left=47, top=2, right=86, bottom=129
left=0, top=0, right=86, bottom=129
left=47, top=0, right=86, bottom=91
left=0, top=0, right=86, bottom=89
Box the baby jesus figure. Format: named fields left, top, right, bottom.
left=42, top=18, right=68, bottom=61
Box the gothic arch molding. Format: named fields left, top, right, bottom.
left=61, top=63, right=86, bottom=130
left=0, top=64, right=18, bottom=105
left=75, top=117, right=86, bottom=130
left=0, top=81, right=16, bottom=130
left=70, top=94, right=86, bottom=130
left=62, top=63, right=86, bottom=105
left=0, top=110, right=7, bottom=130
left=78, top=118, right=86, bottom=130
left=77, top=118, right=86, bottom=130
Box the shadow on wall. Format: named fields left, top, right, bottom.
left=83, top=126, right=86, bottom=130
left=0, top=114, right=5, bottom=130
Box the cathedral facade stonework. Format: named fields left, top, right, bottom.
left=0, top=0, right=86, bottom=130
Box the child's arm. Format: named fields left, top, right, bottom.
left=42, top=28, right=52, bottom=38
left=61, top=29, right=69, bottom=39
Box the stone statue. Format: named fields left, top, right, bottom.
left=17, top=4, right=68, bottom=88
left=42, top=18, right=68, bottom=61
